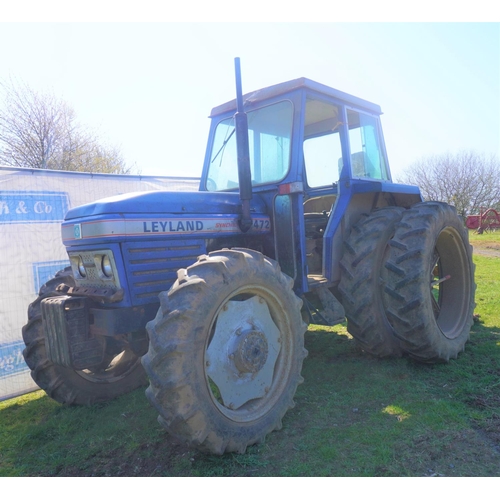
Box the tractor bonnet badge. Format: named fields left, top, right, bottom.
left=74, top=224, right=82, bottom=239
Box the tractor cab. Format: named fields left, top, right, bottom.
left=200, top=78, right=420, bottom=295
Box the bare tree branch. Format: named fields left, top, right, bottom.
left=0, top=78, right=134, bottom=174
left=398, top=150, right=500, bottom=218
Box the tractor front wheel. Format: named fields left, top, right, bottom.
left=142, top=248, right=307, bottom=454
left=22, top=268, right=147, bottom=405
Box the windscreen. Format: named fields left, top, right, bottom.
left=206, top=100, right=293, bottom=191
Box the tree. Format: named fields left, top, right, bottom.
left=0, top=79, right=133, bottom=174
left=399, top=150, right=500, bottom=218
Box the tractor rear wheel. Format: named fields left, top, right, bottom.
left=339, top=207, right=404, bottom=357
left=22, top=268, right=147, bottom=405
left=142, top=248, right=307, bottom=454
left=383, top=202, right=475, bottom=362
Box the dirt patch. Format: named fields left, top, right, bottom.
left=55, top=437, right=193, bottom=477
left=472, top=244, right=500, bottom=259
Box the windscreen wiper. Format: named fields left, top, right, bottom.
left=211, top=127, right=235, bottom=164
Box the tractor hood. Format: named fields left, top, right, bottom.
left=61, top=190, right=271, bottom=245
left=64, top=190, right=267, bottom=220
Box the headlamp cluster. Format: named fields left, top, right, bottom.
left=70, top=252, right=115, bottom=281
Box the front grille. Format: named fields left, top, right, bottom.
left=122, top=239, right=206, bottom=305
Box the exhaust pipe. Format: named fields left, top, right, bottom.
left=234, top=57, right=253, bottom=233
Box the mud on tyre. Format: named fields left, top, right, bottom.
left=142, top=248, right=307, bottom=455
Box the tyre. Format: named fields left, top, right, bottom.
left=339, top=207, right=405, bottom=357
left=22, top=268, right=147, bottom=405
left=142, top=248, right=307, bottom=454
left=383, top=202, right=476, bottom=362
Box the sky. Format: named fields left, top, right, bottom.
left=1, top=6, right=499, bottom=183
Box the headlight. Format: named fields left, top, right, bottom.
left=77, top=256, right=86, bottom=278
left=101, top=255, right=113, bottom=278
left=69, top=250, right=119, bottom=285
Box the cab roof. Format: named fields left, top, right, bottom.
left=210, top=77, right=382, bottom=117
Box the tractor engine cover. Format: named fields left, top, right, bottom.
left=41, top=296, right=105, bottom=370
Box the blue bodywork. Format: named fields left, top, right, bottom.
left=60, top=77, right=421, bottom=341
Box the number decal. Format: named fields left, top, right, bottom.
left=253, top=219, right=270, bottom=230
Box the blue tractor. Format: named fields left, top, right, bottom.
left=22, top=60, right=475, bottom=454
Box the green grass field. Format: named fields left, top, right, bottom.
left=1, top=231, right=499, bottom=477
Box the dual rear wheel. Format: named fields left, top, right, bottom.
left=340, top=201, right=475, bottom=362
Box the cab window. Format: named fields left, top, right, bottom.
left=207, top=100, right=293, bottom=191
left=302, top=98, right=342, bottom=188
left=347, top=109, right=389, bottom=180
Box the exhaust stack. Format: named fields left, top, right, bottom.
left=234, top=57, right=253, bottom=233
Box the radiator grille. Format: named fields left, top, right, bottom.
left=122, top=239, right=206, bottom=305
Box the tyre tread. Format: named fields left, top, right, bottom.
left=142, top=248, right=306, bottom=454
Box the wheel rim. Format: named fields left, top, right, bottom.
left=77, top=347, right=141, bottom=384
left=204, top=285, right=293, bottom=422
left=431, top=227, right=472, bottom=340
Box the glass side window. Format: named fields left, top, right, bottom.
left=302, top=98, right=342, bottom=188
left=206, top=100, right=293, bottom=191
left=347, top=109, right=389, bottom=180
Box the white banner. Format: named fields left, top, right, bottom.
left=0, top=166, right=199, bottom=401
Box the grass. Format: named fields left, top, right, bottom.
left=1, top=231, right=499, bottom=477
